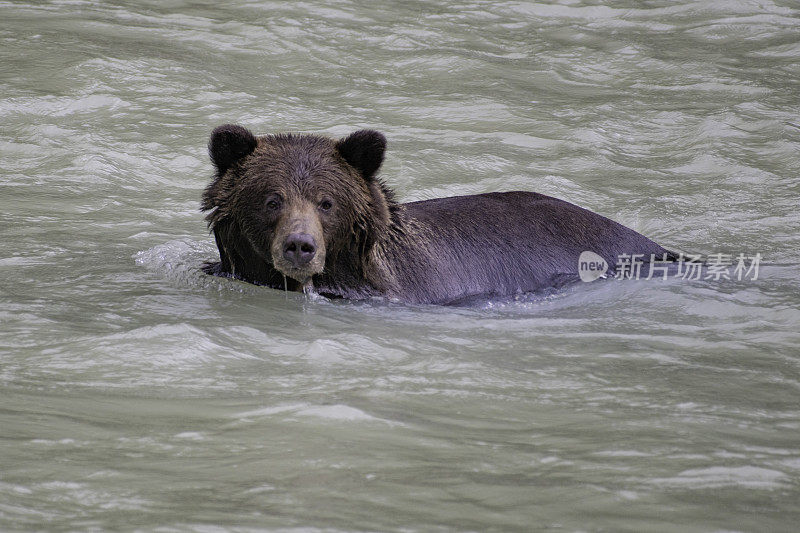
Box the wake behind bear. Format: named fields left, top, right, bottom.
left=201, top=125, right=675, bottom=304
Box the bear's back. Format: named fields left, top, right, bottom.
left=389, top=191, right=671, bottom=304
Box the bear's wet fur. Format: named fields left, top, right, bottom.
left=201, top=125, right=675, bottom=304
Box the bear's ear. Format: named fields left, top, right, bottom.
left=336, top=129, right=386, bottom=181
left=208, top=124, right=257, bottom=175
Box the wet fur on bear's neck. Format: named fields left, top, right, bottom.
left=201, top=126, right=675, bottom=305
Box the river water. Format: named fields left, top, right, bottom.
left=2, top=1, right=799, bottom=531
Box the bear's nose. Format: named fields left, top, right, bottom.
left=282, top=233, right=317, bottom=267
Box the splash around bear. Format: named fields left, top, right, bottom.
left=201, top=125, right=674, bottom=304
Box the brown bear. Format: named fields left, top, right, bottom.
left=201, top=125, right=674, bottom=304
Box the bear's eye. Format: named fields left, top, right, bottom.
left=319, top=199, right=333, bottom=211
left=265, top=195, right=282, bottom=210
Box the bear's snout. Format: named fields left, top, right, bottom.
left=269, top=204, right=326, bottom=284
left=282, top=233, right=317, bottom=267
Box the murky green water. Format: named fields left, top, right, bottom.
left=2, top=0, right=799, bottom=530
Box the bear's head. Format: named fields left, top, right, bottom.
left=202, top=125, right=393, bottom=290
